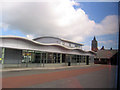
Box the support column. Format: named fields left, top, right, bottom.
left=40, top=52, right=42, bottom=67
left=81, top=56, right=83, bottom=63
left=73, top=55, right=75, bottom=65
left=56, top=53, right=58, bottom=63
left=52, top=53, right=54, bottom=63
left=17, top=50, right=20, bottom=67
left=65, top=54, right=67, bottom=66
left=69, top=55, right=72, bottom=66
left=85, top=56, right=86, bottom=64
left=26, top=50, right=28, bottom=67
left=43, top=52, right=45, bottom=67
left=1, top=48, right=5, bottom=65
left=76, top=55, right=77, bottom=65
left=71, top=55, right=72, bottom=65
left=68, top=54, right=70, bottom=66
left=79, top=55, right=80, bottom=65
left=46, top=52, right=48, bottom=64
left=60, top=53, right=62, bottom=63
left=83, top=56, right=85, bottom=63
left=73, top=55, right=74, bottom=65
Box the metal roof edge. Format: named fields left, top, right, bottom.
left=0, top=36, right=85, bottom=52
left=33, top=36, right=84, bottom=46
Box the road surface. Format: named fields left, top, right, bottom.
left=2, top=65, right=117, bottom=88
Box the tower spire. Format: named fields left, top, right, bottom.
left=93, top=36, right=96, bottom=41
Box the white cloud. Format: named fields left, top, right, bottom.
left=82, top=45, right=91, bottom=51
left=92, top=15, right=118, bottom=36
left=0, top=23, right=9, bottom=31
left=1, top=0, right=118, bottom=43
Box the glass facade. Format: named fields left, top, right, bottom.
left=2, top=48, right=89, bottom=68
left=23, top=51, right=88, bottom=64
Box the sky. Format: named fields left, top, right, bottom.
left=0, top=0, right=119, bottom=51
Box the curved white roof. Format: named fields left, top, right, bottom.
left=0, top=36, right=95, bottom=56
left=33, top=36, right=84, bottom=46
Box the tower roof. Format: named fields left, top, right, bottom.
left=93, top=36, right=97, bottom=41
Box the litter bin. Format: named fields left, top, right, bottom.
left=86, top=56, right=89, bottom=65
left=68, top=62, right=71, bottom=66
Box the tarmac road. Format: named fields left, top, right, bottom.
left=2, top=65, right=117, bottom=88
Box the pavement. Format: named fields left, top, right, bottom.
left=0, top=64, right=98, bottom=72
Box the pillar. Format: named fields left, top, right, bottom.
left=40, top=52, right=42, bottom=67
left=81, top=56, right=83, bottom=63
left=42, top=52, right=45, bottom=67
left=56, top=53, right=58, bottom=63
left=60, top=53, right=62, bottom=63
left=1, top=48, right=5, bottom=65
left=71, top=55, right=72, bottom=65
left=52, top=53, right=54, bottom=63
left=46, top=52, right=48, bottom=63
left=76, top=55, right=77, bottom=65
left=70, top=55, right=72, bottom=66
left=79, top=55, right=80, bottom=65
left=26, top=50, right=28, bottom=67
left=65, top=54, right=67, bottom=66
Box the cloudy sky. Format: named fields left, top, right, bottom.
left=0, top=0, right=119, bottom=51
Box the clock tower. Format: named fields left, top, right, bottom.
left=91, top=36, right=98, bottom=52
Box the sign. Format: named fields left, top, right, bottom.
left=25, top=53, right=31, bottom=56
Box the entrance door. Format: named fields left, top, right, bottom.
left=35, top=53, right=40, bottom=63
